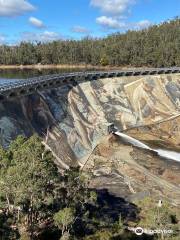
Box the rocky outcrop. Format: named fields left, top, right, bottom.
left=85, top=135, right=180, bottom=206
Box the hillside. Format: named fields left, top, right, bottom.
left=0, top=18, right=179, bottom=67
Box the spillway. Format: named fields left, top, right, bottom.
left=114, top=131, right=180, bottom=163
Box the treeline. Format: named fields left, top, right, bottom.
left=0, top=18, right=180, bottom=67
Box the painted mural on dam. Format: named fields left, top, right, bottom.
left=0, top=74, right=180, bottom=165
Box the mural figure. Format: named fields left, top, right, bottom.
left=163, top=76, right=180, bottom=108
left=115, top=111, right=137, bottom=130
left=102, top=83, right=137, bottom=129
left=79, top=82, right=106, bottom=123
left=102, top=82, right=130, bottom=109
left=91, top=81, right=136, bottom=129
left=68, top=86, right=99, bottom=150
left=131, top=78, right=172, bottom=123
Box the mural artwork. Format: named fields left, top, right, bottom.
left=0, top=74, right=180, bottom=164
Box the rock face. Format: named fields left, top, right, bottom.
left=0, top=74, right=180, bottom=166
left=85, top=135, right=180, bottom=206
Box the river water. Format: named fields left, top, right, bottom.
left=0, top=68, right=85, bottom=88
left=0, top=78, right=21, bottom=84
left=0, top=68, right=96, bottom=82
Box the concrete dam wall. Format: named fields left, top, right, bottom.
left=0, top=74, right=179, bottom=167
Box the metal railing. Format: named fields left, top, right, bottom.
left=0, top=67, right=179, bottom=97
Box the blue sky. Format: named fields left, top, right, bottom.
left=0, top=0, right=179, bottom=44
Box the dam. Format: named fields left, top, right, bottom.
left=0, top=68, right=180, bottom=166
left=0, top=67, right=180, bottom=206
left=0, top=67, right=180, bottom=101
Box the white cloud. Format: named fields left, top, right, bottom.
left=134, top=20, right=151, bottom=29
left=71, top=26, right=90, bottom=34
left=0, top=0, right=35, bottom=17
left=92, top=0, right=151, bottom=32
left=0, top=34, right=6, bottom=44
left=20, top=31, right=62, bottom=42
left=96, top=16, right=151, bottom=31
left=91, top=0, right=144, bottom=31
left=29, top=17, right=45, bottom=28
left=91, top=0, right=135, bottom=16
left=96, top=16, right=126, bottom=29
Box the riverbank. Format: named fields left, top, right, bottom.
left=0, top=64, right=113, bottom=70
left=0, top=64, right=151, bottom=70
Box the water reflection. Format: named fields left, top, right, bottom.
left=0, top=68, right=96, bottom=80
left=0, top=78, right=21, bottom=86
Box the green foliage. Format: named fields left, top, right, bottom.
left=1, top=135, right=179, bottom=240
left=59, top=167, right=97, bottom=209
left=100, top=55, right=109, bottom=66
left=84, top=229, right=112, bottom=240
left=136, top=197, right=180, bottom=240
left=0, top=18, right=179, bottom=67
left=0, top=212, right=20, bottom=239
left=0, top=136, right=98, bottom=239
left=54, top=207, right=75, bottom=237
left=0, top=135, right=60, bottom=238
left=8, top=135, right=27, bottom=152
left=113, top=215, right=124, bottom=234
left=53, top=167, right=98, bottom=238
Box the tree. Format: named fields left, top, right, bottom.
left=84, top=229, right=112, bottom=240
left=0, top=18, right=179, bottom=67
left=53, top=167, right=98, bottom=239
left=136, top=197, right=179, bottom=240
left=0, top=136, right=98, bottom=239
left=0, top=135, right=60, bottom=239
left=54, top=207, right=75, bottom=239
left=100, top=55, right=109, bottom=66
left=0, top=212, right=20, bottom=240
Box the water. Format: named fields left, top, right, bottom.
left=0, top=78, right=21, bottom=86
left=156, top=149, right=180, bottom=162
left=115, top=131, right=151, bottom=150
left=0, top=68, right=97, bottom=82
left=114, top=131, right=180, bottom=162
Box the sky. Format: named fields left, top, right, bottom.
left=0, top=0, right=179, bottom=45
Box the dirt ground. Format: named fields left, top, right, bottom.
left=84, top=128, right=180, bottom=206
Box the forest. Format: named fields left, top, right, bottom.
left=0, top=135, right=179, bottom=240
left=0, top=18, right=179, bottom=68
